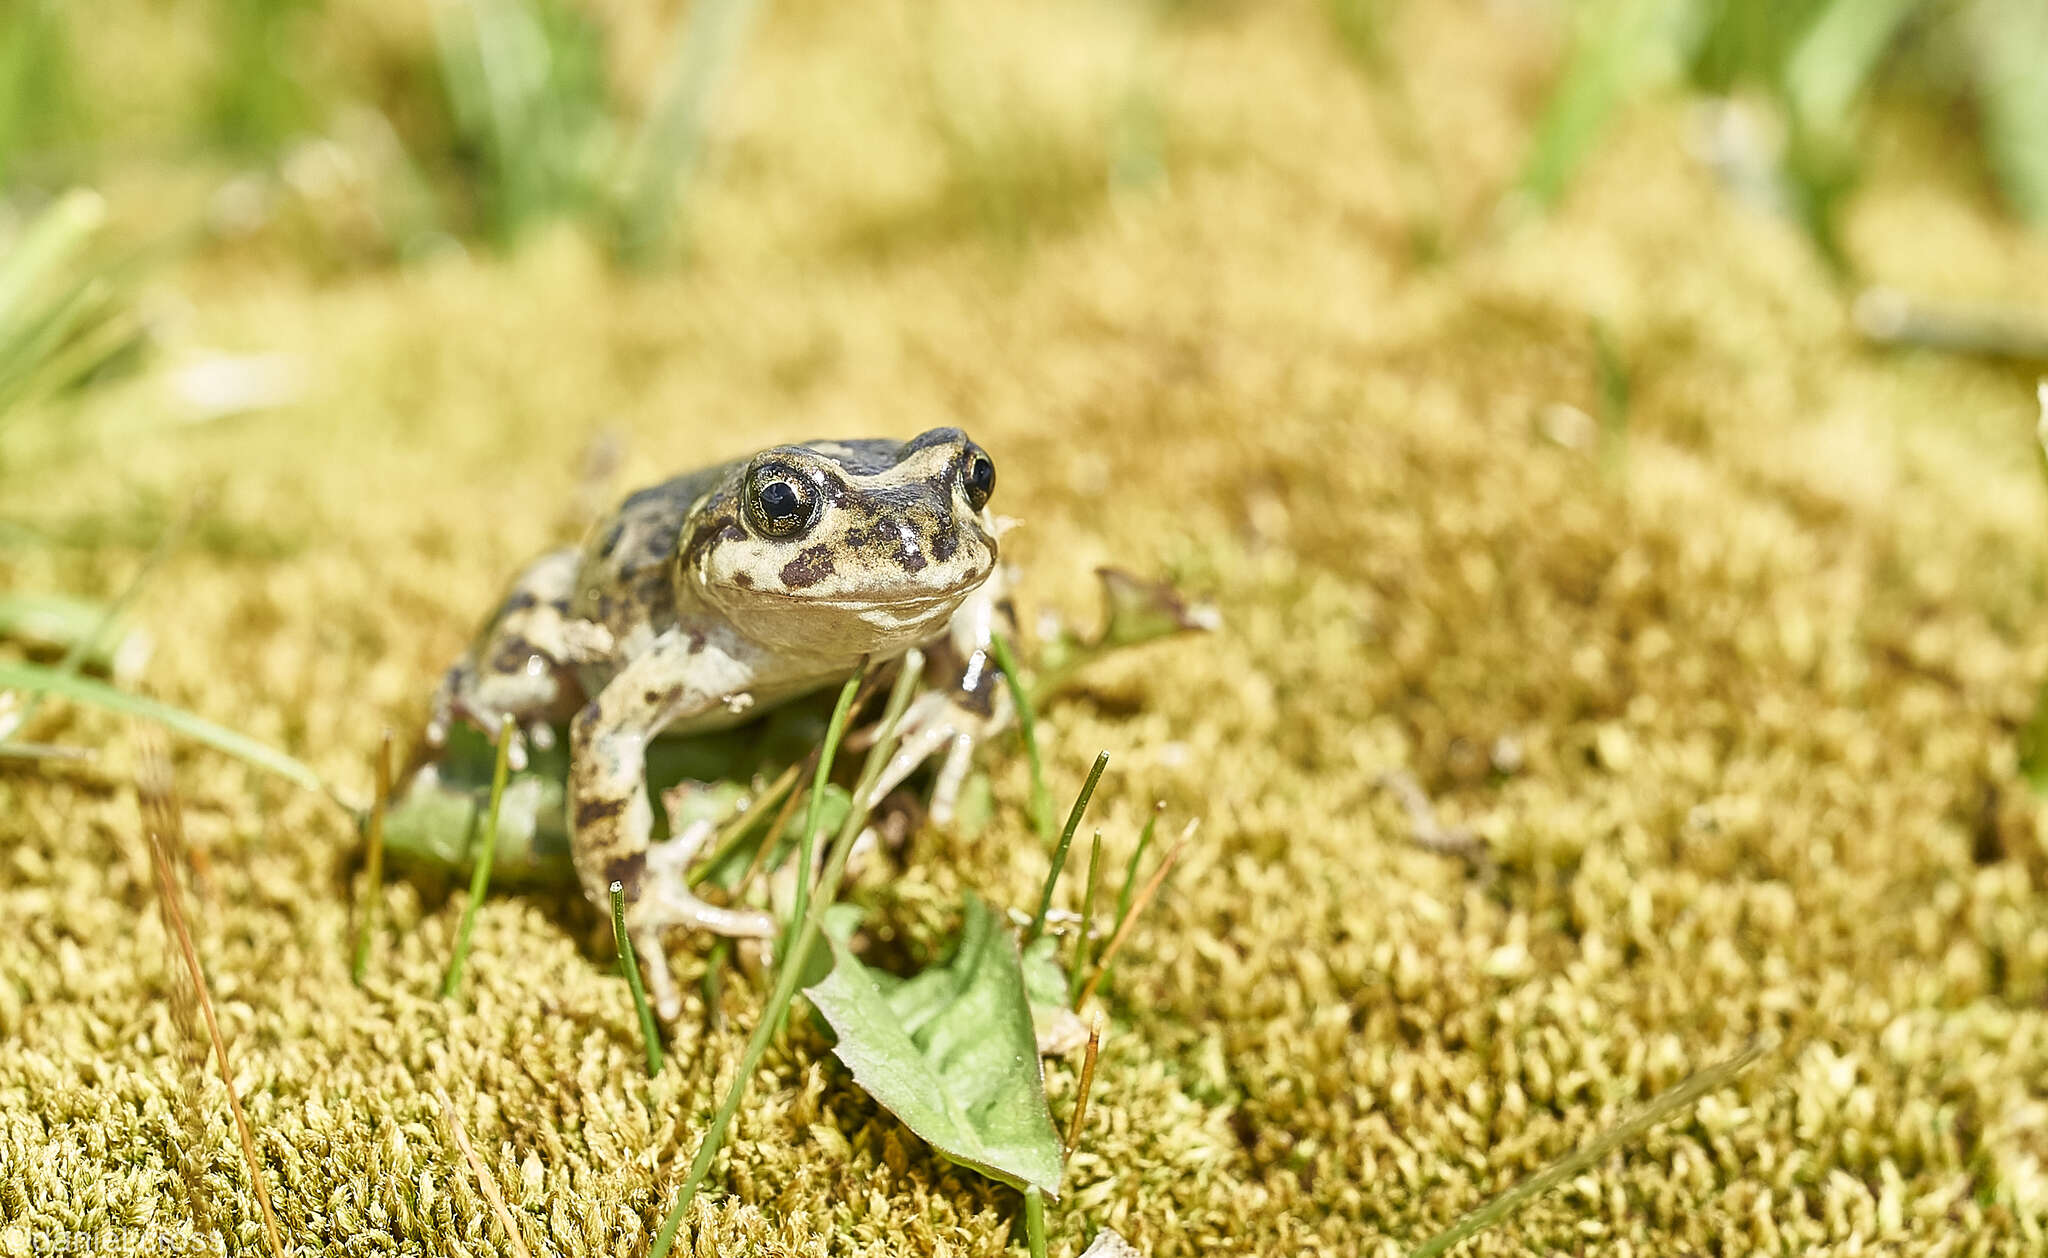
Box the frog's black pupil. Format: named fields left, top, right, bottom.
left=965, top=456, right=995, bottom=507
left=761, top=481, right=800, bottom=520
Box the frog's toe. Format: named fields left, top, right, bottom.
left=495, top=721, right=530, bottom=772
left=864, top=689, right=1005, bottom=819
left=927, top=729, right=977, bottom=826
left=635, top=934, right=683, bottom=1023
left=636, top=819, right=779, bottom=940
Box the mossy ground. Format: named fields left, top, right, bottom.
left=5, top=1, right=2048, bottom=1254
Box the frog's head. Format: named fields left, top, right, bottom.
left=684, top=428, right=1000, bottom=657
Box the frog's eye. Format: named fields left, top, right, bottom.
left=746, top=467, right=820, bottom=539
left=962, top=449, right=996, bottom=512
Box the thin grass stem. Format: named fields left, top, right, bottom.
left=442, top=715, right=514, bottom=1000
left=0, top=742, right=93, bottom=760
left=1091, top=804, right=1162, bottom=1006
left=351, top=730, right=392, bottom=986
left=139, top=736, right=284, bottom=1258
left=1027, top=751, right=1108, bottom=943
left=1068, top=833, right=1103, bottom=1008
left=989, top=630, right=1054, bottom=842
left=1077, top=820, right=1193, bottom=1010
left=0, top=661, right=341, bottom=805
left=1064, top=1010, right=1103, bottom=1159
left=700, top=936, right=731, bottom=1033
left=437, top=1089, right=536, bottom=1258
left=1408, top=1041, right=1767, bottom=1258
left=1024, top=1186, right=1048, bottom=1258
left=611, top=880, right=664, bottom=1077
left=2, top=509, right=183, bottom=742
left=649, top=655, right=924, bottom=1258
left=784, top=671, right=865, bottom=952
left=688, top=757, right=804, bottom=888
left=615, top=0, right=764, bottom=262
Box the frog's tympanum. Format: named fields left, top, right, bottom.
left=426, top=429, right=1008, bottom=1016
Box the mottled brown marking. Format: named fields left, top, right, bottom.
left=576, top=794, right=628, bottom=829
left=490, top=636, right=541, bottom=674
left=932, top=529, right=958, bottom=562
left=780, top=543, right=836, bottom=589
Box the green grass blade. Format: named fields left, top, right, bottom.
left=1969, top=0, right=2048, bottom=226
left=3, top=513, right=179, bottom=741
left=1408, top=1041, right=1766, bottom=1258
left=1516, top=0, right=1682, bottom=210
left=1067, top=832, right=1103, bottom=1008
left=784, top=671, right=864, bottom=954
left=614, top=0, right=763, bottom=263
left=688, top=757, right=803, bottom=888
left=0, top=660, right=328, bottom=796
left=649, top=653, right=924, bottom=1258
left=1784, top=0, right=1918, bottom=133
left=0, top=188, right=103, bottom=334
left=611, top=880, right=664, bottom=1076
left=1090, top=805, right=1162, bottom=1006
left=0, top=592, right=107, bottom=658
left=351, top=733, right=392, bottom=986
left=1027, top=750, right=1108, bottom=943
left=2024, top=381, right=2048, bottom=793
left=441, top=716, right=514, bottom=1000
left=1112, top=806, right=1159, bottom=937
left=989, top=630, right=1055, bottom=843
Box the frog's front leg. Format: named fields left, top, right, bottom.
left=866, top=566, right=1014, bottom=822
left=428, top=547, right=614, bottom=769
left=569, top=628, right=775, bottom=1020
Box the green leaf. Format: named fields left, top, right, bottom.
left=805, top=893, right=1065, bottom=1197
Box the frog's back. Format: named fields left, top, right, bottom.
left=571, top=460, right=738, bottom=662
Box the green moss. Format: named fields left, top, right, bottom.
left=4, top=2, right=2048, bottom=1254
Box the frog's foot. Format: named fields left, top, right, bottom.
left=864, top=685, right=1011, bottom=825
left=630, top=817, right=778, bottom=1021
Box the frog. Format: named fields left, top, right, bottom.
left=423, top=427, right=1009, bottom=1018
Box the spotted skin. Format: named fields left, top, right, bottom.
left=426, top=548, right=615, bottom=767
left=427, top=428, right=1004, bottom=1018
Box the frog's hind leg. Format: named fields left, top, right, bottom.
left=568, top=627, right=778, bottom=1022
left=626, top=816, right=779, bottom=1020
left=427, top=547, right=614, bottom=769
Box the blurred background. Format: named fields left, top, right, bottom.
left=3, top=0, right=2046, bottom=380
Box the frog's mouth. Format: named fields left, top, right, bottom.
left=799, top=587, right=973, bottom=614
